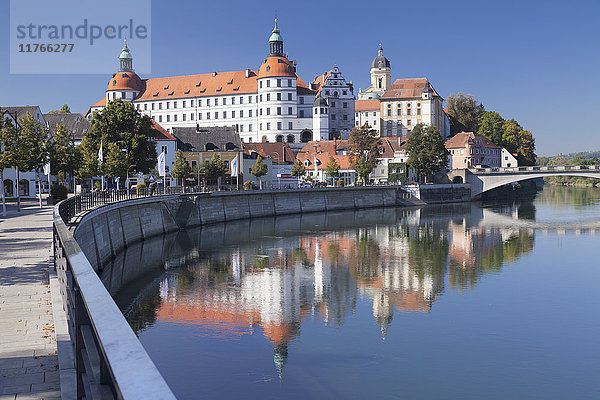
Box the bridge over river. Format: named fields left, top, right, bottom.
left=448, top=165, right=600, bottom=198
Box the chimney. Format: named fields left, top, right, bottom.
left=245, top=69, right=251, bottom=78
left=212, top=72, right=217, bottom=77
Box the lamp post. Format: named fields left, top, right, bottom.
left=273, top=151, right=280, bottom=189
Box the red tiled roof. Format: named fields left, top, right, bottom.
left=106, top=71, right=143, bottom=92
left=355, top=99, right=380, bottom=111
left=257, top=56, right=297, bottom=78
left=242, top=142, right=296, bottom=164
left=296, top=140, right=353, bottom=170
left=445, top=132, right=499, bottom=149
left=380, top=78, right=440, bottom=100
left=310, top=71, right=331, bottom=96
left=379, top=137, right=406, bottom=157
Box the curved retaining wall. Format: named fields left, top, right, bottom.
left=73, top=187, right=424, bottom=270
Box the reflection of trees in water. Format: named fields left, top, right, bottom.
left=540, top=186, right=600, bottom=209
left=348, top=230, right=381, bottom=280
left=127, top=290, right=161, bottom=335
left=448, top=229, right=534, bottom=290
left=407, top=224, right=448, bottom=285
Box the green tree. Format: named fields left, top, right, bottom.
left=325, top=156, right=340, bottom=184
left=348, top=123, right=381, bottom=184
left=48, top=104, right=71, bottom=114
left=290, top=159, right=306, bottom=180
left=79, top=99, right=157, bottom=180
left=250, top=155, right=268, bottom=189
left=406, top=124, right=448, bottom=182
left=516, top=129, right=536, bottom=166
left=103, top=142, right=129, bottom=181
left=200, top=153, right=228, bottom=187
left=501, top=119, right=522, bottom=154
left=49, top=123, right=82, bottom=183
left=446, top=92, right=485, bottom=133
left=477, top=111, right=505, bottom=146
left=14, top=113, right=51, bottom=208
left=171, top=150, right=192, bottom=186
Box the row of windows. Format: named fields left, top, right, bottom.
left=355, top=120, right=379, bottom=126
left=358, top=111, right=379, bottom=117
left=324, top=89, right=349, bottom=97
left=260, top=93, right=294, bottom=102
left=387, top=108, right=421, bottom=116
left=149, top=107, right=319, bottom=122
left=329, top=101, right=348, bottom=108
left=134, top=95, right=258, bottom=112
left=258, top=122, right=294, bottom=131
left=450, top=148, right=500, bottom=155
left=259, top=78, right=294, bottom=88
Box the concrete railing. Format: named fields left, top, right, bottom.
left=53, top=203, right=176, bottom=400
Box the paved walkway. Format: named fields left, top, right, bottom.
left=0, top=203, right=60, bottom=400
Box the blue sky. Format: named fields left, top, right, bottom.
left=1, top=0, right=598, bottom=156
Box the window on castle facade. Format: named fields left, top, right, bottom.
left=277, top=107, right=281, bottom=115
left=288, top=107, right=292, bottom=115
left=277, top=93, right=281, bottom=101
left=174, top=101, right=177, bottom=108
left=277, top=122, right=282, bottom=130
left=277, top=79, right=281, bottom=87
left=166, top=102, right=170, bottom=109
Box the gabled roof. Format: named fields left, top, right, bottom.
left=1, top=106, right=43, bottom=121
left=379, top=137, right=407, bottom=158
left=172, top=126, right=241, bottom=152
left=310, top=71, right=332, bottom=96
left=380, top=78, right=441, bottom=100
left=150, top=119, right=175, bottom=141
left=355, top=99, right=380, bottom=112
left=445, top=131, right=500, bottom=149
left=241, top=142, right=296, bottom=164
left=44, top=113, right=91, bottom=140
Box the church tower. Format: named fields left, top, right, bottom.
left=370, top=44, right=391, bottom=93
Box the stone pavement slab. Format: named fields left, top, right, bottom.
left=0, top=206, right=59, bottom=400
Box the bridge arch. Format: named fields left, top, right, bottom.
left=458, top=168, right=600, bottom=198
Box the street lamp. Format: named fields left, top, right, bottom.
left=272, top=151, right=281, bottom=189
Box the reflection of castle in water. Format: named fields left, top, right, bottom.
left=118, top=205, right=547, bottom=377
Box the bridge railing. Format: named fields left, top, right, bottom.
left=53, top=202, right=176, bottom=400
left=468, top=165, right=600, bottom=174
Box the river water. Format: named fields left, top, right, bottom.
left=108, top=186, right=600, bottom=399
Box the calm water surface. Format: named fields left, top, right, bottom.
left=107, top=187, right=600, bottom=399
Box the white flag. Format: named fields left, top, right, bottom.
left=98, top=140, right=103, bottom=165
left=157, top=151, right=166, bottom=177
left=43, top=163, right=51, bottom=177
left=231, top=155, right=239, bottom=177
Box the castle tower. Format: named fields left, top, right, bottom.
left=257, top=18, right=298, bottom=143
left=106, top=39, right=142, bottom=103
left=312, top=96, right=329, bottom=141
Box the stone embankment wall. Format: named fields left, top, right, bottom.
left=73, top=186, right=466, bottom=270
left=403, top=184, right=471, bottom=204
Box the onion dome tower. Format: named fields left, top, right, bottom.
left=257, top=18, right=298, bottom=143
left=106, top=39, right=142, bottom=103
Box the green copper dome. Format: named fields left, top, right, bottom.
left=119, top=39, right=132, bottom=59
left=269, top=18, right=283, bottom=42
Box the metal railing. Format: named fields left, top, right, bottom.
left=57, top=187, right=189, bottom=225
left=469, top=165, right=600, bottom=174
left=53, top=205, right=176, bottom=399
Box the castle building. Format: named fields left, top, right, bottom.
left=310, top=66, right=355, bottom=139
left=88, top=20, right=325, bottom=145
left=355, top=45, right=451, bottom=139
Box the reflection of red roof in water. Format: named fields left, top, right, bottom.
left=156, top=299, right=308, bottom=345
